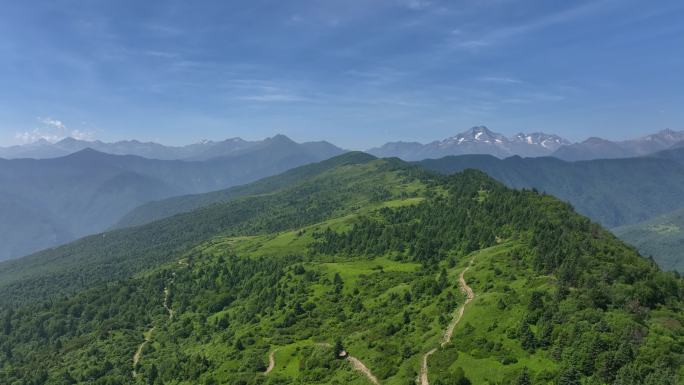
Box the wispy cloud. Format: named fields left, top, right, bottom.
left=478, top=76, right=523, bottom=84
left=457, top=40, right=491, bottom=49
left=143, top=50, right=180, bottom=59
left=500, top=91, right=566, bottom=104
left=142, top=23, right=185, bottom=37
left=401, top=0, right=432, bottom=11
left=452, top=0, right=617, bottom=50
left=237, top=94, right=310, bottom=102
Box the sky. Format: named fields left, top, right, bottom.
left=0, top=0, right=683, bottom=149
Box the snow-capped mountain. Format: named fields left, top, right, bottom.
left=512, top=132, right=569, bottom=149
left=438, top=126, right=508, bottom=146
left=368, top=126, right=570, bottom=160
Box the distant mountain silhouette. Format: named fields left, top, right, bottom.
left=0, top=135, right=344, bottom=261
left=0, top=134, right=342, bottom=161
left=552, top=129, right=684, bottom=161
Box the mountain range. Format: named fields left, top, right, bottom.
left=0, top=135, right=344, bottom=261
left=0, top=135, right=341, bottom=161
left=3, top=126, right=683, bottom=162
left=0, top=153, right=680, bottom=385
left=367, top=126, right=684, bottom=161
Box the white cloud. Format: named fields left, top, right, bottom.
left=14, top=129, right=63, bottom=144
left=14, top=117, right=96, bottom=144
left=38, top=117, right=66, bottom=130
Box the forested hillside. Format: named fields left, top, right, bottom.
left=0, top=158, right=681, bottom=385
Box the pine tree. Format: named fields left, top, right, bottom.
left=516, top=367, right=532, bottom=385
left=334, top=338, right=345, bottom=358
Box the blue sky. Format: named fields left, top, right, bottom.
left=0, top=0, right=683, bottom=149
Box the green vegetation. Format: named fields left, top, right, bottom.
left=614, top=207, right=684, bottom=272
left=0, top=156, right=682, bottom=384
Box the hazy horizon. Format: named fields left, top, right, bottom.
left=2, top=125, right=683, bottom=152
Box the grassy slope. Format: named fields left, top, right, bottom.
left=614, top=207, right=684, bottom=272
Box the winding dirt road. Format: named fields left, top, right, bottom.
left=418, top=257, right=476, bottom=385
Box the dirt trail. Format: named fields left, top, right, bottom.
left=163, top=287, right=174, bottom=320
left=418, top=257, right=476, bottom=385
left=132, top=276, right=177, bottom=379
left=441, top=258, right=475, bottom=346
left=419, top=348, right=437, bottom=385
left=132, top=327, right=155, bottom=378
left=347, top=355, right=380, bottom=385
left=264, top=349, right=277, bottom=375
